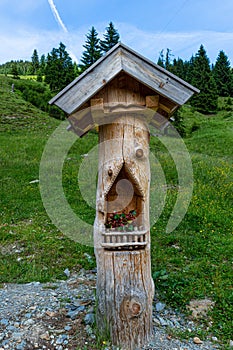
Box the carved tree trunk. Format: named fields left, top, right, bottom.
left=94, top=114, right=154, bottom=349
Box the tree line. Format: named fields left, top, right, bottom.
left=1, top=21, right=233, bottom=115
left=0, top=22, right=119, bottom=90
left=158, top=46, right=233, bottom=113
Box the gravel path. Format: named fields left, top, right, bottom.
left=0, top=269, right=222, bottom=350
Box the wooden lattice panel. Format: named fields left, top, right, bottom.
left=102, top=229, right=147, bottom=250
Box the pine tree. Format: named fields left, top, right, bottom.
left=79, top=27, right=101, bottom=72
left=45, top=42, right=75, bottom=92
left=185, top=55, right=196, bottom=84
left=171, top=58, right=186, bottom=80
left=11, top=62, right=19, bottom=79
left=100, top=22, right=120, bottom=53
left=157, top=50, right=165, bottom=68
left=36, top=69, right=43, bottom=82
left=165, top=48, right=173, bottom=71
left=190, top=45, right=218, bottom=114
left=213, top=50, right=233, bottom=97
left=40, top=54, right=46, bottom=75
left=31, top=49, right=40, bottom=74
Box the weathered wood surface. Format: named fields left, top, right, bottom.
left=50, top=43, right=199, bottom=115
left=94, top=111, right=154, bottom=348
left=95, top=249, right=154, bottom=349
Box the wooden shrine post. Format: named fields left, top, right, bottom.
left=50, top=43, right=199, bottom=349
left=94, top=113, right=154, bottom=349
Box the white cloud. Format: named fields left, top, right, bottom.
left=118, top=23, right=233, bottom=63
left=1, top=23, right=233, bottom=65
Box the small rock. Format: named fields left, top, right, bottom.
left=23, top=319, right=34, bottom=326
left=29, top=179, right=39, bottom=184
left=84, top=253, right=94, bottom=263
left=85, top=325, right=94, bottom=337
left=66, top=303, right=80, bottom=311
left=12, top=332, right=22, bottom=340
left=155, top=302, right=166, bottom=312
left=229, top=340, right=233, bottom=347
left=84, top=313, right=95, bottom=325
left=212, top=336, right=218, bottom=342
left=16, top=341, right=27, bottom=350
left=56, top=335, right=65, bottom=345
left=0, top=318, right=9, bottom=326
left=46, top=311, right=57, bottom=317
left=40, top=333, right=50, bottom=341
left=67, top=305, right=85, bottom=320
left=153, top=318, right=161, bottom=327
left=64, top=268, right=70, bottom=278
left=157, top=316, right=168, bottom=327
left=193, top=336, right=203, bottom=344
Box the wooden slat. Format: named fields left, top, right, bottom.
left=101, top=242, right=147, bottom=248
left=102, top=230, right=147, bottom=236
left=121, top=49, right=195, bottom=106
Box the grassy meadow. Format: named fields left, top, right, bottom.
left=0, top=76, right=232, bottom=348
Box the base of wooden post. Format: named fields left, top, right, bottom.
left=95, top=248, right=154, bottom=349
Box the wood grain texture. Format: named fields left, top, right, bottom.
left=94, top=111, right=154, bottom=349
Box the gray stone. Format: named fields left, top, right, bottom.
left=153, top=318, right=161, bottom=327
left=84, top=313, right=95, bottom=325
left=23, top=318, right=35, bottom=326
left=157, top=316, right=168, bottom=327
left=64, top=268, right=70, bottom=278
left=67, top=305, right=85, bottom=320
left=12, top=332, right=22, bottom=340
left=7, top=325, right=17, bottom=332
left=85, top=325, right=94, bottom=336
left=16, top=340, right=27, bottom=350
left=56, top=336, right=64, bottom=345
left=0, top=318, right=9, bottom=326
left=155, top=302, right=166, bottom=312
left=212, top=336, right=218, bottom=342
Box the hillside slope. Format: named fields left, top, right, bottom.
left=0, top=75, right=58, bottom=132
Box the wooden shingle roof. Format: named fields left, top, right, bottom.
left=50, top=42, right=199, bottom=116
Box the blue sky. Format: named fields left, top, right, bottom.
left=1, top=0, right=233, bottom=65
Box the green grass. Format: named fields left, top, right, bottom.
left=150, top=106, right=233, bottom=347
left=0, top=76, right=232, bottom=347
left=0, top=76, right=95, bottom=282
